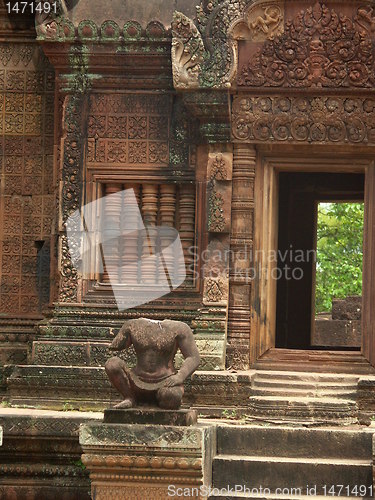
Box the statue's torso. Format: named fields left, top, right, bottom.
left=130, top=319, right=178, bottom=382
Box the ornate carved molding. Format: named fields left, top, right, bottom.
left=232, top=96, right=375, bottom=144
left=36, top=15, right=169, bottom=42
left=238, top=2, right=375, bottom=89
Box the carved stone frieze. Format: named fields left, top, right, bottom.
left=238, top=2, right=375, bottom=88
left=36, top=16, right=169, bottom=42
left=232, top=96, right=375, bottom=144
left=171, top=0, right=249, bottom=88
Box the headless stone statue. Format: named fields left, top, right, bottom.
left=105, top=318, right=200, bottom=410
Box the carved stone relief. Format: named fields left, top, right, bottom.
left=238, top=2, right=375, bottom=88
left=171, top=12, right=204, bottom=89
left=232, top=96, right=375, bottom=145
left=203, top=277, right=229, bottom=305
left=246, top=2, right=284, bottom=41
left=0, top=43, right=54, bottom=314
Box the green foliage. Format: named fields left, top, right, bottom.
left=315, top=202, right=364, bottom=313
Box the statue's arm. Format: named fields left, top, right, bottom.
left=109, top=321, right=132, bottom=351
left=164, top=324, right=200, bottom=387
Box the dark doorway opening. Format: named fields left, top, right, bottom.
left=275, top=172, right=364, bottom=350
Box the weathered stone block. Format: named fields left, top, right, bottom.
left=313, top=319, right=361, bottom=348
left=80, top=422, right=215, bottom=499
left=332, top=296, right=362, bottom=320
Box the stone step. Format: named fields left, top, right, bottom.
left=248, top=395, right=357, bottom=422
left=252, top=371, right=360, bottom=384
left=216, top=425, right=373, bottom=459
left=255, top=361, right=374, bottom=375
left=212, top=455, right=372, bottom=493
left=250, top=387, right=357, bottom=399
left=252, top=378, right=358, bottom=389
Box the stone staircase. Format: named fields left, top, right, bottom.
left=248, top=371, right=361, bottom=424
left=210, top=425, right=374, bottom=499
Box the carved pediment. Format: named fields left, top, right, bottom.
left=238, top=2, right=375, bottom=88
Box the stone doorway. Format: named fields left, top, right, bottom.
left=275, top=171, right=365, bottom=350
left=250, top=151, right=375, bottom=370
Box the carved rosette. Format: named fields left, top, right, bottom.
left=238, top=2, right=375, bottom=89
left=232, top=96, right=375, bottom=145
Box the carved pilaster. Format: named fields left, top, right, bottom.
left=59, top=92, right=90, bottom=302
left=227, top=144, right=256, bottom=370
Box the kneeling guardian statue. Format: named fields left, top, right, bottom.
left=105, top=318, right=200, bottom=410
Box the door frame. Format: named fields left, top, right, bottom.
left=250, top=147, right=375, bottom=366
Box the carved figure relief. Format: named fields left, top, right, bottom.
left=248, top=4, right=283, bottom=41
left=208, top=152, right=233, bottom=181
left=355, top=6, right=375, bottom=33
left=238, top=2, right=375, bottom=88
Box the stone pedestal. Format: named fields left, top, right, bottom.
left=80, top=413, right=215, bottom=500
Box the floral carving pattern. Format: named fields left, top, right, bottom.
left=208, top=190, right=225, bottom=232
left=238, top=2, right=375, bottom=88
left=59, top=94, right=90, bottom=302
left=232, top=96, right=375, bottom=145
left=87, top=94, right=172, bottom=167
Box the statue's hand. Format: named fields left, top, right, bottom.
left=164, top=373, right=184, bottom=387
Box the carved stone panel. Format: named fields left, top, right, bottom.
left=238, top=2, right=375, bottom=89
left=0, top=43, right=55, bottom=315
left=232, top=96, right=375, bottom=145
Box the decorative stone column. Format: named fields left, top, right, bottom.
left=227, top=144, right=256, bottom=370
left=80, top=418, right=215, bottom=499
